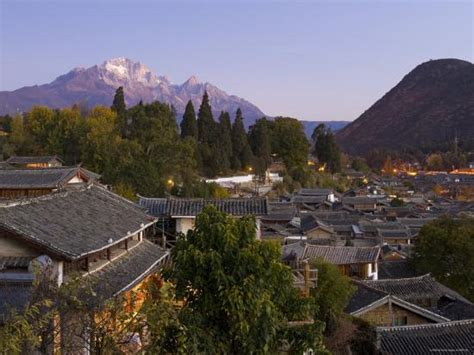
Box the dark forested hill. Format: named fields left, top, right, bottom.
left=336, top=59, right=474, bottom=155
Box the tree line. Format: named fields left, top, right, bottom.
left=0, top=87, right=344, bottom=197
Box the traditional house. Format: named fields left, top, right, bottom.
left=377, top=319, right=474, bottom=355
left=138, top=196, right=268, bottom=239
left=284, top=244, right=381, bottom=280
left=345, top=282, right=448, bottom=327
left=361, top=274, right=472, bottom=311
left=341, top=196, right=377, bottom=212
left=0, top=166, right=100, bottom=199
left=6, top=155, right=64, bottom=168
left=299, top=215, right=335, bottom=245
left=377, top=228, right=413, bottom=245
left=0, top=184, right=170, bottom=345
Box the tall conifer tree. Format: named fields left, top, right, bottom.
left=180, top=100, right=198, bottom=139
left=217, top=111, right=233, bottom=173
left=197, top=91, right=215, bottom=144
left=231, top=108, right=253, bottom=171
left=111, top=87, right=126, bottom=115
left=248, top=117, right=272, bottom=175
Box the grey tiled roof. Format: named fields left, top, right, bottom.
left=139, top=197, right=268, bottom=217
left=378, top=260, right=421, bottom=279
left=6, top=155, right=63, bottom=165
left=377, top=228, right=412, bottom=239
left=303, top=245, right=380, bottom=265
left=87, top=239, right=169, bottom=299
left=341, top=197, right=378, bottom=205
left=0, top=185, right=155, bottom=260
left=0, top=167, right=79, bottom=189
left=291, top=195, right=327, bottom=204
left=378, top=320, right=474, bottom=355
left=297, top=188, right=333, bottom=196
left=362, top=275, right=469, bottom=304
left=300, top=215, right=332, bottom=233
left=345, top=281, right=388, bottom=313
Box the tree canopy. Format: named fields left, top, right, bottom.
left=312, top=124, right=341, bottom=173
left=412, top=216, right=474, bottom=301
left=165, top=206, right=326, bottom=354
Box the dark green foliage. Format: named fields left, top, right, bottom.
left=196, top=92, right=222, bottom=177
left=351, top=157, right=369, bottom=172
left=390, top=197, right=405, bottom=207
left=197, top=91, right=215, bottom=145
left=312, top=124, right=341, bottom=173
left=111, top=86, right=126, bottom=115
left=248, top=117, right=272, bottom=176
left=270, top=117, right=309, bottom=170
left=349, top=317, right=377, bottom=355
left=217, top=111, right=233, bottom=173
left=231, top=108, right=253, bottom=171
left=111, top=87, right=127, bottom=135
left=310, top=259, right=355, bottom=334
left=166, top=206, right=326, bottom=354
left=412, top=216, right=474, bottom=301
left=180, top=100, right=198, bottom=139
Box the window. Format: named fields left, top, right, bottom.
left=394, top=316, right=408, bottom=326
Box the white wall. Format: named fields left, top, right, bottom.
left=175, top=218, right=195, bottom=235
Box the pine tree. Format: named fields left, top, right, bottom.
left=180, top=100, right=198, bottom=139
left=231, top=108, right=253, bottom=171
left=248, top=117, right=272, bottom=175
left=111, top=87, right=126, bottom=115
left=217, top=111, right=233, bottom=173
left=111, top=87, right=127, bottom=136
left=197, top=91, right=215, bottom=144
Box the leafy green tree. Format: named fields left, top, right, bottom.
left=412, top=216, right=474, bottom=301
left=166, top=206, right=326, bottom=354
left=270, top=117, right=309, bottom=171
left=180, top=100, right=198, bottom=139
left=309, top=259, right=355, bottom=335
left=312, top=124, right=341, bottom=173
left=231, top=108, right=253, bottom=171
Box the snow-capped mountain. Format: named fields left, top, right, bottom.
left=0, top=58, right=266, bottom=125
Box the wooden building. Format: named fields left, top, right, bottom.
left=6, top=155, right=64, bottom=168
left=0, top=184, right=170, bottom=352
left=0, top=166, right=99, bottom=199
left=138, top=196, right=268, bottom=241
left=283, top=243, right=381, bottom=280
left=346, top=282, right=448, bottom=327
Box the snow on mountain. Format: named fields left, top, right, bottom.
left=0, top=58, right=266, bottom=125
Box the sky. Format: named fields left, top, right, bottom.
left=0, top=0, right=472, bottom=121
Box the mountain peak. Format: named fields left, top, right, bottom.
left=184, top=75, right=200, bottom=86
left=98, top=57, right=162, bottom=87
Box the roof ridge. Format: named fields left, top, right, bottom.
left=0, top=186, right=84, bottom=208
left=363, top=273, right=432, bottom=283
left=377, top=319, right=474, bottom=332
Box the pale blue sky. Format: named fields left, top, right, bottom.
left=0, top=0, right=472, bottom=121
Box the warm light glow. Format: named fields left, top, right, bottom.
left=318, top=164, right=326, bottom=172
left=167, top=179, right=174, bottom=186
left=407, top=171, right=417, bottom=176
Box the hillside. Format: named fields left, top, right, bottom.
left=336, top=59, right=474, bottom=155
